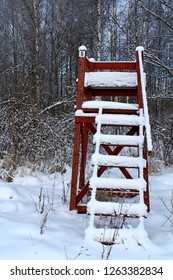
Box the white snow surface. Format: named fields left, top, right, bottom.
left=93, top=133, right=144, bottom=146
left=96, top=114, right=145, bottom=126
left=136, top=46, right=144, bottom=52
left=89, top=177, right=146, bottom=191
left=87, top=200, right=147, bottom=216
left=85, top=222, right=148, bottom=245
left=82, top=100, right=139, bottom=110
left=91, top=154, right=146, bottom=168
left=84, top=72, right=139, bottom=88
left=0, top=165, right=173, bottom=260
left=79, top=45, right=87, bottom=51
left=75, top=110, right=97, bottom=117
left=136, top=48, right=152, bottom=151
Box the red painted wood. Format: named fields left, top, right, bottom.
left=75, top=116, right=95, bottom=123
left=136, top=51, right=144, bottom=109
left=69, top=122, right=81, bottom=210
left=76, top=56, right=87, bottom=109
left=82, top=108, right=138, bottom=115
left=89, top=61, right=136, bottom=71
left=76, top=205, right=87, bottom=213
left=86, top=88, right=138, bottom=97
left=79, top=123, right=89, bottom=189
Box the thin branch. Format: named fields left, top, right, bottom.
left=138, top=2, right=173, bottom=31
left=145, top=52, right=173, bottom=76
left=19, top=95, right=75, bottom=132
left=159, top=0, right=173, bottom=12
left=160, top=196, right=173, bottom=214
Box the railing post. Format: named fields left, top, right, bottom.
left=69, top=46, right=87, bottom=210
left=76, top=46, right=87, bottom=109
left=136, top=47, right=144, bottom=109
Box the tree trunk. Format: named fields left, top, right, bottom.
left=97, top=0, right=102, bottom=61
left=33, top=0, right=41, bottom=110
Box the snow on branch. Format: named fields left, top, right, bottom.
left=40, top=95, right=75, bottom=115
left=19, top=96, right=75, bottom=132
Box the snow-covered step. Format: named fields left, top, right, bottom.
left=96, top=114, right=145, bottom=126
left=89, top=177, right=146, bottom=191
left=91, top=154, right=146, bottom=168
left=93, top=133, right=144, bottom=146
left=82, top=100, right=139, bottom=111
left=85, top=224, right=148, bottom=244
left=87, top=200, right=147, bottom=217
left=84, top=72, right=140, bottom=88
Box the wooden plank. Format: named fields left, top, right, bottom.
left=75, top=116, right=95, bottom=123
left=76, top=205, right=87, bottom=213
left=87, top=88, right=138, bottom=97
left=82, top=108, right=138, bottom=115
left=90, top=61, right=136, bottom=71
left=79, top=123, right=89, bottom=189
left=76, top=54, right=87, bottom=109
left=69, top=122, right=81, bottom=210
left=76, top=182, right=90, bottom=204
left=136, top=51, right=144, bottom=108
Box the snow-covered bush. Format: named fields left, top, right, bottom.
left=0, top=152, right=14, bottom=182
left=0, top=99, right=75, bottom=174
left=149, top=99, right=173, bottom=172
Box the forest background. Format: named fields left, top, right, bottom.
left=0, top=0, right=173, bottom=180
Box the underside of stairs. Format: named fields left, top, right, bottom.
left=69, top=46, right=152, bottom=245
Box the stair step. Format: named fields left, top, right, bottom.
left=84, top=72, right=138, bottom=88
left=93, top=133, right=144, bottom=146
left=96, top=114, right=145, bottom=126
left=82, top=100, right=139, bottom=111
left=87, top=200, right=147, bottom=217
left=91, top=154, right=146, bottom=168
left=85, top=224, right=147, bottom=244
left=89, top=177, right=146, bottom=191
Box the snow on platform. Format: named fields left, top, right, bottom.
left=82, top=100, right=139, bottom=110
left=84, top=72, right=139, bottom=88
left=89, top=177, right=146, bottom=191
left=91, top=154, right=146, bottom=168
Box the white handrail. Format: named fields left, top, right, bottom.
left=136, top=46, right=153, bottom=152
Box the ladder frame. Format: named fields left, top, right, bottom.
left=69, top=47, right=150, bottom=213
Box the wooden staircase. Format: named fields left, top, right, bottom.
left=70, top=46, right=152, bottom=244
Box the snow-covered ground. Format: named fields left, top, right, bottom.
left=0, top=165, right=173, bottom=260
